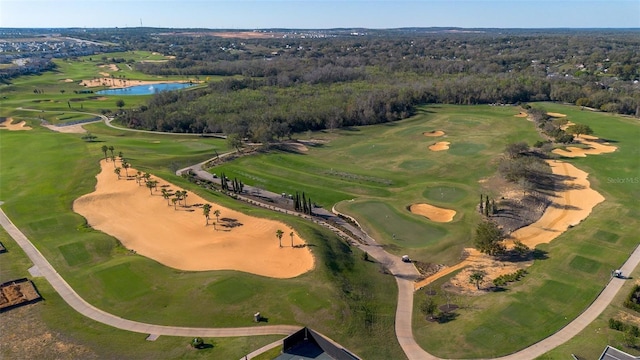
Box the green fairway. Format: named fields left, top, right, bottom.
left=2, top=58, right=638, bottom=360
left=0, top=89, right=401, bottom=359
left=411, top=104, right=640, bottom=358
left=340, top=200, right=448, bottom=248
left=216, top=104, right=542, bottom=263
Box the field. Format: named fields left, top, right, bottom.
left=0, top=54, right=401, bottom=359
left=214, top=105, right=542, bottom=264
left=213, top=103, right=640, bottom=357
left=1, top=50, right=639, bottom=359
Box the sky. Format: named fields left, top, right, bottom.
left=0, top=0, right=638, bottom=29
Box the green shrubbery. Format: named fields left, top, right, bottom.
left=609, top=318, right=640, bottom=337
left=623, top=285, right=640, bottom=312
left=492, top=269, right=527, bottom=287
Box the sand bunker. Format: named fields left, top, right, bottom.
left=547, top=112, right=567, bottom=118
left=415, top=159, right=605, bottom=291
left=73, top=160, right=314, bottom=278
left=42, top=122, right=90, bottom=134
left=552, top=134, right=617, bottom=158
left=0, top=118, right=31, bottom=131
left=507, top=160, right=604, bottom=248
left=428, top=141, right=450, bottom=151
left=61, top=78, right=74, bottom=83
left=409, top=203, right=456, bottom=223
left=423, top=130, right=445, bottom=137
left=514, top=112, right=528, bottom=118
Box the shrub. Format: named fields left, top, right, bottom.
left=609, top=318, right=625, bottom=331
left=623, top=285, right=640, bottom=313
left=492, top=269, right=527, bottom=287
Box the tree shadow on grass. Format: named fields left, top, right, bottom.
left=436, top=311, right=459, bottom=324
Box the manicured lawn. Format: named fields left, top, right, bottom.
left=0, top=117, right=401, bottom=359
left=412, top=104, right=640, bottom=358
left=216, top=104, right=542, bottom=264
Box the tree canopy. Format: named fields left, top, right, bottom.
left=474, top=221, right=506, bottom=256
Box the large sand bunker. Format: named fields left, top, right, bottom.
left=507, top=160, right=604, bottom=248
left=428, top=141, right=450, bottom=151
left=552, top=134, right=617, bottom=158
left=73, top=160, right=314, bottom=278
left=0, top=118, right=31, bottom=131
left=415, top=160, right=605, bottom=290
left=423, top=130, right=445, bottom=137
left=409, top=203, right=456, bottom=222
left=547, top=112, right=567, bottom=118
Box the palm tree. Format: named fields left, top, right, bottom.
left=276, top=229, right=284, bottom=248
left=110, top=155, right=117, bottom=167
left=290, top=231, right=295, bottom=247
left=101, top=145, right=108, bottom=161
left=135, top=171, right=142, bottom=185
left=171, top=197, right=179, bottom=210
left=114, top=167, right=121, bottom=179
left=213, top=209, right=221, bottom=224
left=161, top=189, right=171, bottom=205
left=182, top=191, right=188, bottom=206
left=202, top=204, right=211, bottom=225
left=121, top=161, right=130, bottom=178
left=108, top=145, right=115, bottom=157
left=146, top=180, right=157, bottom=195
left=174, top=191, right=183, bottom=206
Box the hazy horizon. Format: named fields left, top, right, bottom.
left=1, top=1, right=638, bottom=29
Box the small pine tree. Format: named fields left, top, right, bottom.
left=491, top=199, right=497, bottom=214
left=484, top=197, right=490, bottom=216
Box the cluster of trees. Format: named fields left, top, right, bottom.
left=219, top=172, right=244, bottom=193
left=498, top=142, right=552, bottom=193
left=478, top=194, right=497, bottom=217
left=293, top=192, right=313, bottom=216
left=109, top=29, right=639, bottom=137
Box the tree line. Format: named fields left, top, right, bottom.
left=105, top=29, right=640, bottom=138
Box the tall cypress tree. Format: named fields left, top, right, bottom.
left=484, top=197, right=490, bottom=216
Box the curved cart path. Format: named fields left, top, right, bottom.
left=2, top=122, right=637, bottom=358
left=0, top=206, right=299, bottom=339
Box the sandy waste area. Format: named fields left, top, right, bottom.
left=73, top=160, right=314, bottom=278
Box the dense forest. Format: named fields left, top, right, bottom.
left=85, top=28, right=639, bottom=139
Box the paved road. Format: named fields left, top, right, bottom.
left=0, top=206, right=299, bottom=339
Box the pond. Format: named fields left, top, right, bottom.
left=96, top=82, right=195, bottom=96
